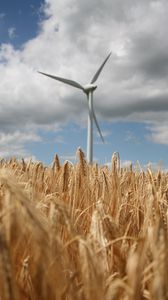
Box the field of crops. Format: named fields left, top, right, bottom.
left=0, top=149, right=168, bottom=300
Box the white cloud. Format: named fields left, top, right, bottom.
left=0, top=131, right=41, bottom=145
left=23, top=155, right=38, bottom=163
left=0, top=131, right=41, bottom=158
left=120, top=160, right=132, bottom=168
left=0, top=13, right=5, bottom=19
left=125, top=130, right=140, bottom=144
left=144, top=161, right=166, bottom=172
left=53, top=135, right=67, bottom=144
left=8, top=27, right=17, bottom=40
left=147, top=123, right=168, bottom=145
left=96, top=130, right=112, bottom=138
left=60, top=155, right=76, bottom=164
left=95, top=129, right=112, bottom=144
left=105, top=159, right=132, bottom=169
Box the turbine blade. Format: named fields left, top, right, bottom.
left=92, top=108, right=105, bottom=143
left=86, top=93, right=104, bottom=143
left=38, top=71, right=84, bottom=90
left=91, top=52, right=112, bottom=84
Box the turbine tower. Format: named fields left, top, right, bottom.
left=38, top=52, right=111, bottom=163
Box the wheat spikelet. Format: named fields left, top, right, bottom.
left=52, top=154, right=61, bottom=173
left=17, top=256, right=35, bottom=299
left=77, top=147, right=87, bottom=177
left=62, top=160, right=69, bottom=193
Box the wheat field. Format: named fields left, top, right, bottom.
left=0, top=149, right=168, bottom=300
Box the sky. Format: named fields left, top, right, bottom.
left=1, top=0, right=168, bottom=168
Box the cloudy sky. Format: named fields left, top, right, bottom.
left=0, top=0, right=168, bottom=167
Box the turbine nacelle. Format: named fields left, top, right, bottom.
left=83, top=84, right=97, bottom=94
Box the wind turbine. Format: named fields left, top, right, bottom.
left=38, top=52, right=111, bottom=163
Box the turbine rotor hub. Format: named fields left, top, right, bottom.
left=83, top=84, right=97, bottom=93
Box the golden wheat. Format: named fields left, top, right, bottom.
left=0, top=151, right=168, bottom=299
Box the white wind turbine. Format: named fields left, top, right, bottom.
left=38, top=52, right=111, bottom=163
